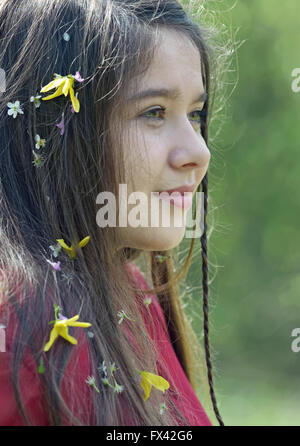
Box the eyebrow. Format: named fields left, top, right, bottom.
left=127, top=88, right=208, bottom=104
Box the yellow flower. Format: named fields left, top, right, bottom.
left=56, top=236, right=90, bottom=259
left=139, top=371, right=170, bottom=401
left=40, top=74, right=80, bottom=113
left=44, top=315, right=91, bottom=352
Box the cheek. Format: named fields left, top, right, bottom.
left=140, top=132, right=169, bottom=176
left=125, top=131, right=166, bottom=189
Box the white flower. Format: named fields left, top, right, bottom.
left=63, top=32, right=70, bottom=41
left=143, top=297, right=152, bottom=307
left=159, top=403, right=167, bottom=415
left=7, top=101, right=24, bottom=118
left=30, top=95, right=42, bottom=108
left=117, top=310, right=126, bottom=324
left=114, top=382, right=124, bottom=394
left=86, top=375, right=100, bottom=393
left=49, top=242, right=62, bottom=258
left=35, top=134, right=46, bottom=150
left=117, top=310, right=135, bottom=324
left=109, top=362, right=118, bottom=374
left=86, top=376, right=96, bottom=386
left=32, top=150, right=45, bottom=168
left=98, top=360, right=107, bottom=376
left=61, top=272, right=73, bottom=285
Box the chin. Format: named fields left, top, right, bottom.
left=121, top=226, right=186, bottom=251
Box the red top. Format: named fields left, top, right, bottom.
left=125, top=262, right=212, bottom=426
left=0, top=262, right=212, bottom=426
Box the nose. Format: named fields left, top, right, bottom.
left=168, top=120, right=211, bottom=171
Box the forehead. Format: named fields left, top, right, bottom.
left=129, top=28, right=204, bottom=97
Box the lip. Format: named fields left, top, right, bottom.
left=155, top=184, right=196, bottom=210
left=158, top=184, right=197, bottom=195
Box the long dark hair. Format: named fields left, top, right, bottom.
left=0, top=0, right=224, bottom=425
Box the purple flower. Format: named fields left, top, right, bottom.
left=46, top=259, right=62, bottom=271
left=56, top=113, right=65, bottom=135
left=73, top=71, right=84, bottom=82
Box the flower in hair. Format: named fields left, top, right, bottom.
left=56, top=112, right=65, bottom=135
left=63, top=32, right=70, bottom=42
left=44, top=312, right=91, bottom=352
left=56, top=236, right=90, bottom=260
left=159, top=402, right=167, bottom=415
left=86, top=376, right=100, bottom=393
left=32, top=150, right=45, bottom=168
left=30, top=95, right=42, bottom=109
left=61, top=272, right=73, bottom=285
left=40, top=71, right=84, bottom=113
left=7, top=101, right=24, bottom=118
left=73, top=72, right=84, bottom=82
left=35, top=134, right=46, bottom=150
left=143, top=297, right=152, bottom=307
left=49, top=242, right=62, bottom=258
left=71, top=93, right=79, bottom=114
left=139, top=371, right=170, bottom=401
left=98, top=360, right=124, bottom=394
left=46, top=259, right=62, bottom=271
left=109, top=362, right=117, bottom=373
left=98, top=360, right=107, bottom=376
left=117, top=310, right=135, bottom=324
left=114, top=383, right=124, bottom=393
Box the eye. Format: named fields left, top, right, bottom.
left=141, top=107, right=166, bottom=120
left=140, top=106, right=206, bottom=129
left=189, top=109, right=206, bottom=124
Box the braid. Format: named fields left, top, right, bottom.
left=201, top=172, right=224, bottom=426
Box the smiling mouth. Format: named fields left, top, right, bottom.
left=156, top=183, right=197, bottom=196
left=154, top=191, right=193, bottom=210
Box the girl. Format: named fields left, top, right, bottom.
left=0, top=0, right=224, bottom=426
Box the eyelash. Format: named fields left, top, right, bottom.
left=141, top=106, right=206, bottom=127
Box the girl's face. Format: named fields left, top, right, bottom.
left=116, top=28, right=211, bottom=252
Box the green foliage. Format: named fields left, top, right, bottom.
left=186, top=0, right=300, bottom=425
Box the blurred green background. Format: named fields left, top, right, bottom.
left=182, top=0, right=300, bottom=426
